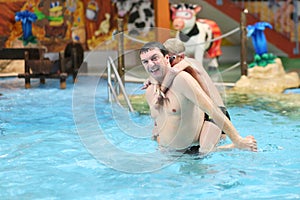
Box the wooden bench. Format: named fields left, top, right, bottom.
left=0, top=44, right=84, bottom=89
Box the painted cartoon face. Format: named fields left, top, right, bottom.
left=49, top=1, right=63, bottom=17
left=66, top=0, right=77, bottom=12
left=171, top=3, right=201, bottom=32
left=172, top=10, right=194, bottom=20
left=114, top=0, right=138, bottom=17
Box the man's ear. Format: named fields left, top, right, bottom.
left=165, top=54, right=170, bottom=63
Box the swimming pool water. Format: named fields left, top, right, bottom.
left=0, top=76, right=300, bottom=199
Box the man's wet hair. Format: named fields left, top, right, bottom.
left=140, top=41, right=169, bottom=56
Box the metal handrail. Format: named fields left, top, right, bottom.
left=107, top=56, right=134, bottom=112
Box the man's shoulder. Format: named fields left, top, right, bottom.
left=172, top=59, right=191, bottom=72
left=171, top=71, right=200, bottom=95
left=174, top=70, right=196, bottom=83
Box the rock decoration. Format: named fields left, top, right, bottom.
left=234, top=58, right=300, bottom=93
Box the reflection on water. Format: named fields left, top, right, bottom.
left=225, top=91, right=300, bottom=120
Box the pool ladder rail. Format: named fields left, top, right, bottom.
left=106, top=57, right=134, bottom=112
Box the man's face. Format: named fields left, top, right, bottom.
left=140, top=48, right=170, bottom=82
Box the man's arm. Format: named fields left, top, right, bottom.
left=173, top=72, right=257, bottom=151
left=145, top=85, right=161, bottom=142
left=187, top=57, right=225, bottom=107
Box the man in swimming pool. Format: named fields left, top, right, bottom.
left=163, top=38, right=227, bottom=109
left=144, top=38, right=230, bottom=118
left=164, top=38, right=231, bottom=149
left=139, top=41, right=257, bottom=153
left=144, top=38, right=230, bottom=152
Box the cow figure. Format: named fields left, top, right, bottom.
left=113, top=0, right=155, bottom=36
left=171, top=3, right=222, bottom=71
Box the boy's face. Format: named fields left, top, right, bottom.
left=169, top=53, right=184, bottom=66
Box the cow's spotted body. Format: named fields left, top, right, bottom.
left=171, top=3, right=222, bottom=69
left=113, top=0, right=155, bottom=35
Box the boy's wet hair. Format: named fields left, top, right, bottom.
left=140, top=42, right=169, bottom=56
left=163, top=38, right=185, bottom=55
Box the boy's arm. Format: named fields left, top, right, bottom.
left=174, top=72, right=257, bottom=151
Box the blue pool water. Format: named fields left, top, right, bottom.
left=1, top=76, right=300, bottom=200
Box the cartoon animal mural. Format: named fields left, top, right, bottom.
left=66, top=0, right=87, bottom=47
left=95, top=13, right=111, bottom=36
left=15, top=10, right=38, bottom=45
left=171, top=3, right=222, bottom=70
left=34, top=0, right=70, bottom=39
left=1, top=0, right=143, bottom=51
left=274, top=0, right=295, bottom=38
left=85, top=0, right=99, bottom=41
left=112, top=0, right=155, bottom=36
